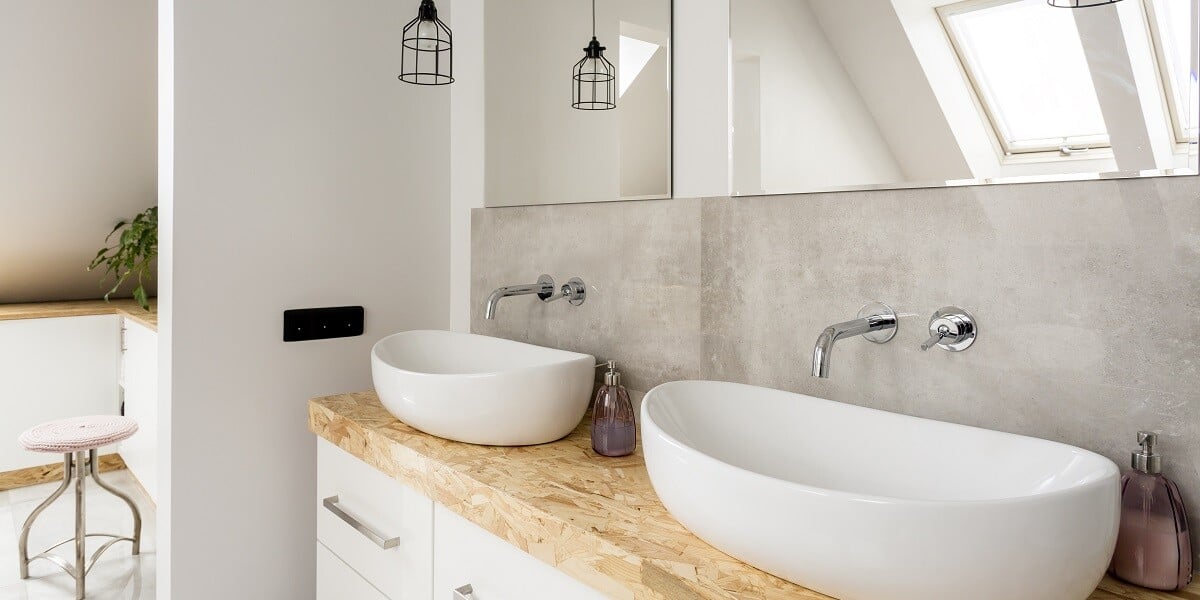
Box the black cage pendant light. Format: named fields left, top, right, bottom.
left=572, top=0, right=616, bottom=110
left=1046, top=0, right=1123, bottom=7
left=400, top=0, right=453, bottom=85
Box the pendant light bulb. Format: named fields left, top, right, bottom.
left=416, top=19, right=439, bottom=52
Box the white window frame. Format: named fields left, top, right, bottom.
left=1142, top=0, right=1198, bottom=148
left=938, top=0, right=1113, bottom=159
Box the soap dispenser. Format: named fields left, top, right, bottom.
left=1110, top=431, right=1192, bottom=591
left=591, top=361, right=635, bottom=457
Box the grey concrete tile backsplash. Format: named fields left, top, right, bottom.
left=472, top=176, right=1200, bottom=568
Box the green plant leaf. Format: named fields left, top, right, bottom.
left=132, top=286, right=149, bottom=311
left=90, top=206, right=157, bottom=306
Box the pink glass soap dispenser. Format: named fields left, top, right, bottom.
left=1110, top=431, right=1192, bottom=591
left=591, top=361, right=635, bottom=457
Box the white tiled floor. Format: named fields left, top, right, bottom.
left=0, top=469, right=155, bottom=600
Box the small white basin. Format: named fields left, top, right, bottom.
left=371, top=330, right=594, bottom=446
left=641, top=381, right=1120, bottom=600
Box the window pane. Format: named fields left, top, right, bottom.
left=1152, top=0, right=1197, bottom=141
left=947, top=0, right=1109, bottom=149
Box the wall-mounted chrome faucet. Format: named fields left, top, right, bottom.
left=811, top=302, right=897, bottom=378
left=484, top=275, right=587, bottom=320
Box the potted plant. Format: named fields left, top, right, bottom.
left=88, top=206, right=157, bottom=311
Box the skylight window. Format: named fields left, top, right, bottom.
left=619, top=35, right=660, bottom=97
left=940, top=0, right=1110, bottom=155
left=1146, top=0, right=1198, bottom=145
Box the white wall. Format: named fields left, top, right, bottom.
left=0, top=0, right=157, bottom=303
left=808, top=0, right=973, bottom=183
left=163, top=0, right=451, bottom=597
left=450, top=0, right=485, bottom=333
left=619, top=45, right=671, bottom=198
left=673, top=0, right=731, bottom=199
left=732, top=0, right=904, bottom=193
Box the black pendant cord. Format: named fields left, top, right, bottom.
left=592, top=0, right=597, bottom=38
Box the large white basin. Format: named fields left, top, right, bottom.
left=371, top=330, right=594, bottom=446
left=641, top=381, right=1120, bottom=600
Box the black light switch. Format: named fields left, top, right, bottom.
left=283, top=306, right=364, bottom=342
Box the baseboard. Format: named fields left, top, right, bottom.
left=0, top=453, right=127, bottom=492
left=123, top=465, right=156, bottom=509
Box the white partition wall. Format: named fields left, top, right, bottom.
left=162, top=0, right=452, bottom=597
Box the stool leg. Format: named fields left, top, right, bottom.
left=18, top=453, right=73, bottom=579
left=88, top=448, right=141, bottom=555
left=74, top=450, right=86, bottom=600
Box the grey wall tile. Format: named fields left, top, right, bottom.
left=473, top=175, right=1200, bottom=568
left=471, top=198, right=703, bottom=393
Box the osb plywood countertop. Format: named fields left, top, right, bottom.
left=0, top=299, right=157, bottom=330
left=309, top=392, right=1200, bottom=600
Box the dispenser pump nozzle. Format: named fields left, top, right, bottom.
left=602, top=360, right=621, bottom=387
left=1132, top=430, right=1162, bottom=474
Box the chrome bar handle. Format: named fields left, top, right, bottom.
left=321, top=496, right=401, bottom=549
left=452, top=584, right=474, bottom=600
left=920, top=324, right=952, bottom=351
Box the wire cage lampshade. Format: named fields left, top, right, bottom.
left=400, top=0, right=453, bottom=85
left=1046, top=0, right=1123, bottom=7
left=573, top=37, right=616, bottom=110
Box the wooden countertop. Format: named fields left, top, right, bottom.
left=0, top=299, right=157, bottom=331
left=308, top=392, right=1199, bottom=600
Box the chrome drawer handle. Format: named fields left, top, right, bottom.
left=452, top=584, right=474, bottom=600
left=321, top=495, right=401, bottom=549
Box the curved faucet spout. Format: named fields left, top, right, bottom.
left=484, top=279, right=556, bottom=320
left=811, top=311, right=897, bottom=378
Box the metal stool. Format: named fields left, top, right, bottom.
left=17, top=416, right=142, bottom=600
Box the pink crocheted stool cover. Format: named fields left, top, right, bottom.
left=19, top=416, right=138, bottom=453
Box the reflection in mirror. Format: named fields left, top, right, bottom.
left=486, top=0, right=671, bottom=207
left=730, top=0, right=1198, bottom=196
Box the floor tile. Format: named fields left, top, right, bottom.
left=0, top=470, right=154, bottom=600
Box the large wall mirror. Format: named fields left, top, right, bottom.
left=731, top=0, right=1198, bottom=196
left=485, top=0, right=672, bottom=207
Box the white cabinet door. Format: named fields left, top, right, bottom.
left=317, top=438, right=434, bottom=600
left=432, top=505, right=607, bottom=600
left=0, top=315, right=120, bottom=472
left=317, top=542, right=391, bottom=600
left=119, top=317, right=157, bottom=502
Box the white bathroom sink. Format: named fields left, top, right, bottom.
left=641, top=381, right=1120, bottom=600
left=370, top=330, right=594, bottom=446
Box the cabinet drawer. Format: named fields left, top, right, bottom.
left=317, top=438, right=433, bottom=600
left=317, top=542, right=390, bottom=600
left=432, top=505, right=607, bottom=600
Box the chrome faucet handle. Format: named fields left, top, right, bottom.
left=559, top=277, right=587, bottom=306
left=920, top=324, right=953, bottom=351
left=921, top=307, right=977, bottom=352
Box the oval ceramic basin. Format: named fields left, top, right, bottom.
left=371, top=330, right=594, bottom=446
left=641, top=380, right=1120, bottom=600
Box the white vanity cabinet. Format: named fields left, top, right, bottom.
left=118, top=316, right=158, bottom=502
left=317, top=438, right=434, bottom=600
left=316, top=440, right=605, bottom=600
left=432, top=505, right=608, bottom=600
left=317, top=542, right=391, bottom=600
